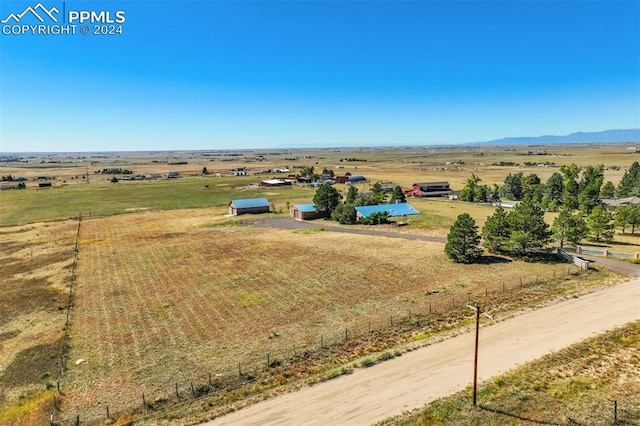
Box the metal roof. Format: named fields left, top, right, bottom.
left=230, top=198, right=270, bottom=209
left=294, top=203, right=318, bottom=213
left=348, top=175, right=366, bottom=181
left=355, top=203, right=420, bottom=218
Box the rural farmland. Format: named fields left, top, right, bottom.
left=0, top=145, right=639, bottom=425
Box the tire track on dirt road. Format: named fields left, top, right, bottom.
left=204, top=277, right=640, bottom=426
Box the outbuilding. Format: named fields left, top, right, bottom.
left=405, top=182, right=452, bottom=197
left=290, top=203, right=328, bottom=221
left=229, top=198, right=270, bottom=216
left=354, top=202, right=420, bottom=220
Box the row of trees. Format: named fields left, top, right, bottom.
left=445, top=200, right=639, bottom=263
left=459, top=161, right=640, bottom=213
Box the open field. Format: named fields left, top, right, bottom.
left=380, top=320, right=640, bottom=426
left=56, top=209, right=620, bottom=423
left=0, top=144, right=638, bottom=424
left=0, top=220, right=78, bottom=425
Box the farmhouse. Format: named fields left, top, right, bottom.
left=290, top=203, right=328, bottom=220
left=405, top=182, right=453, bottom=197
left=229, top=198, right=270, bottom=216
left=354, top=202, right=420, bottom=220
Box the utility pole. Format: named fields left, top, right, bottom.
left=473, top=303, right=480, bottom=407
left=467, top=302, right=494, bottom=408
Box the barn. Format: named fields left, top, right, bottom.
left=354, top=202, right=420, bottom=220
left=290, top=203, right=328, bottom=221
left=405, top=182, right=452, bottom=197
left=228, top=198, right=270, bottom=216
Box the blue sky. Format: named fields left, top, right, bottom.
left=1, top=0, right=639, bottom=152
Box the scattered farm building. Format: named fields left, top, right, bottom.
left=229, top=198, right=270, bottom=216
left=39, top=181, right=52, bottom=188
left=260, top=179, right=293, bottom=187
left=601, top=197, right=640, bottom=207
left=290, top=203, right=328, bottom=220
left=1, top=182, right=22, bottom=190
left=167, top=171, right=180, bottom=178
left=405, top=182, right=453, bottom=197
left=355, top=202, right=420, bottom=220
left=336, top=175, right=366, bottom=184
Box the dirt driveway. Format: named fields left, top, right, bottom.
left=204, top=277, right=640, bottom=426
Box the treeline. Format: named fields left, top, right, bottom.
left=99, top=168, right=133, bottom=174
left=460, top=161, right=640, bottom=213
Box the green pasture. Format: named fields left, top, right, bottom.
left=0, top=177, right=314, bottom=225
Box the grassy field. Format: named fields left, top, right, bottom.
left=0, top=144, right=638, bottom=424
left=54, top=209, right=620, bottom=423
left=378, top=321, right=640, bottom=426
left=0, top=220, right=78, bottom=426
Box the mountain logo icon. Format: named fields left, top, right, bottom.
left=1, top=3, right=59, bottom=24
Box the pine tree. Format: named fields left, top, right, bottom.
left=552, top=209, right=587, bottom=248
left=482, top=207, right=511, bottom=254
left=390, top=185, right=406, bottom=203
left=600, top=181, right=616, bottom=199
left=505, top=201, right=552, bottom=257
left=445, top=213, right=482, bottom=263
left=313, top=184, right=342, bottom=216
left=616, top=162, right=640, bottom=197
left=586, top=205, right=615, bottom=242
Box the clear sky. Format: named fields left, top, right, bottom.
left=1, top=0, right=639, bottom=152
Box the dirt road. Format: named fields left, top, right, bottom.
left=205, top=277, right=640, bottom=426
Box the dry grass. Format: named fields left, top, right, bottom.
left=379, top=321, right=640, bottom=426
left=57, top=208, right=623, bottom=423
left=0, top=221, right=77, bottom=425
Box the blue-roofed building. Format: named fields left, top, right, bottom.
left=354, top=203, right=420, bottom=220
left=229, top=198, right=270, bottom=216
left=290, top=203, right=328, bottom=221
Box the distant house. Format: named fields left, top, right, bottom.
left=405, top=182, right=452, bottom=198
left=167, top=171, right=180, bottom=178
left=39, top=181, right=52, bottom=188
left=229, top=198, right=270, bottom=216
left=290, top=203, right=328, bottom=221
left=354, top=203, right=420, bottom=220
left=233, top=170, right=248, bottom=176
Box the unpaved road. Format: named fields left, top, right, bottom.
left=205, top=277, right=640, bottom=426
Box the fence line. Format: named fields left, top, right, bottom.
left=50, top=214, right=82, bottom=425
left=66, top=262, right=605, bottom=424
left=558, top=248, right=590, bottom=270
left=576, top=245, right=640, bottom=262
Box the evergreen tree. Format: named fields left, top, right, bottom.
left=545, top=172, right=564, bottom=203
left=578, top=164, right=604, bottom=214
left=482, top=206, right=511, bottom=254
left=522, top=173, right=541, bottom=203
left=359, top=211, right=390, bottom=225
left=331, top=203, right=357, bottom=224
left=552, top=209, right=588, bottom=248
left=586, top=205, right=615, bottom=242
left=460, top=174, right=481, bottom=202
left=500, top=172, right=523, bottom=201
left=616, top=204, right=640, bottom=234
left=445, top=213, right=482, bottom=263
left=616, top=161, right=640, bottom=197
left=600, top=181, right=616, bottom=199
left=346, top=185, right=359, bottom=205
left=505, top=201, right=552, bottom=256
left=371, top=182, right=387, bottom=204
left=561, top=164, right=580, bottom=210
left=390, top=185, right=406, bottom=203
left=313, top=184, right=342, bottom=216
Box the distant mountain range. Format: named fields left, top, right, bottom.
left=471, top=129, right=640, bottom=146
